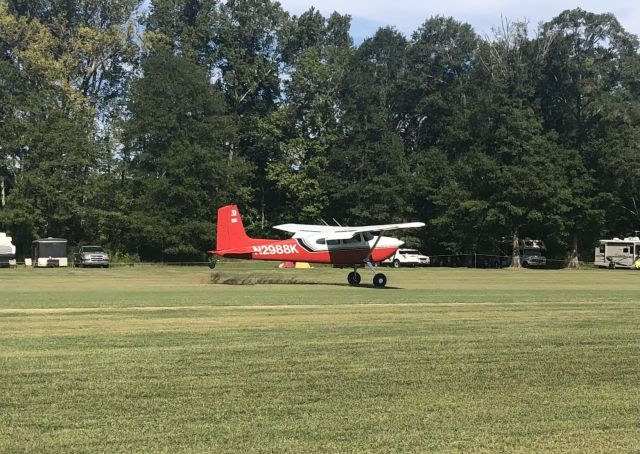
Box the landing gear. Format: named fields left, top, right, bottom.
left=347, top=271, right=361, bottom=285
left=208, top=257, right=217, bottom=269
left=373, top=273, right=387, bottom=287
left=347, top=262, right=388, bottom=288
left=364, top=261, right=387, bottom=288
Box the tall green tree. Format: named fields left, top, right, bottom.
left=398, top=16, right=479, bottom=156
left=124, top=48, right=249, bottom=260
left=214, top=0, right=289, bottom=231
left=8, top=0, right=140, bottom=122
left=470, top=21, right=572, bottom=265
left=267, top=9, right=352, bottom=224
left=143, top=0, right=219, bottom=68
left=0, top=5, right=101, bottom=250
left=1, top=1, right=141, bottom=254
left=538, top=9, right=640, bottom=260
left=398, top=17, right=480, bottom=251
left=321, top=27, right=414, bottom=225
left=419, top=20, right=572, bottom=261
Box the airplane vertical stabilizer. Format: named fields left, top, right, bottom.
left=216, top=205, right=253, bottom=251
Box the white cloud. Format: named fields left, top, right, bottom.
left=277, top=0, right=640, bottom=41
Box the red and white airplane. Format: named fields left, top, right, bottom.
left=208, top=205, right=425, bottom=287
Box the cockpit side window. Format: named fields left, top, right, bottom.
left=343, top=234, right=361, bottom=244
left=362, top=232, right=374, bottom=241
left=316, top=238, right=326, bottom=245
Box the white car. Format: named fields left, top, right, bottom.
left=382, top=249, right=430, bottom=267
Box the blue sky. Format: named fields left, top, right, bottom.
left=277, top=0, right=640, bottom=43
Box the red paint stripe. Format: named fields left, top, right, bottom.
left=217, top=239, right=397, bottom=264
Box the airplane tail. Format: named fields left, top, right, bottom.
left=215, top=205, right=254, bottom=252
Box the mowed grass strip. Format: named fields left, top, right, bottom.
left=0, top=265, right=637, bottom=309
left=0, top=266, right=638, bottom=453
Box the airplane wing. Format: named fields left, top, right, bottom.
left=273, top=223, right=338, bottom=234
left=344, top=222, right=426, bottom=233
left=274, top=222, right=425, bottom=239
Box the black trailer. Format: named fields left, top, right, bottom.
left=32, top=238, right=68, bottom=267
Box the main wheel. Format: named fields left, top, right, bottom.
left=347, top=271, right=361, bottom=285
left=373, top=273, right=387, bottom=288
left=393, top=259, right=400, bottom=268
left=208, top=259, right=217, bottom=269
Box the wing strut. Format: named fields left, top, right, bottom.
left=362, top=232, right=390, bottom=287
left=363, top=231, right=386, bottom=270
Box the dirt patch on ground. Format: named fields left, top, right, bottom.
left=209, top=272, right=326, bottom=285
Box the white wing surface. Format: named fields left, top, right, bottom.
left=274, top=222, right=425, bottom=239
left=273, top=223, right=333, bottom=234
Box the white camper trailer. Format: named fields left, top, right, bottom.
left=594, top=237, right=640, bottom=269
left=0, top=232, right=17, bottom=268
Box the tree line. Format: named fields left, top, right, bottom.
left=1, top=0, right=639, bottom=263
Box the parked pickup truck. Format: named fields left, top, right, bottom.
left=74, top=245, right=110, bottom=268
left=381, top=248, right=430, bottom=267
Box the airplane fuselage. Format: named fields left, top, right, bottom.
left=217, top=234, right=402, bottom=265
left=211, top=204, right=423, bottom=287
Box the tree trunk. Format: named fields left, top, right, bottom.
left=261, top=187, right=265, bottom=230
left=228, top=143, right=234, bottom=162
left=567, top=233, right=580, bottom=269
left=510, top=230, right=521, bottom=268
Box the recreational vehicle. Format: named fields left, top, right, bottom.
left=0, top=232, right=16, bottom=268
left=32, top=238, right=68, bottom=267
left=594, top=237, right=640, bottom=269
left=519, top=238, right=547, bottom=267
left=497, top=237, right=547, bottom=268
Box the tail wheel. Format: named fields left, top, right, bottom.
left=347, top=271, right=361, bottom=285
left=373, top=273, right=387, bottom=288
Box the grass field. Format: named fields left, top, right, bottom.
left=0, top=264, right=638, bottom=453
